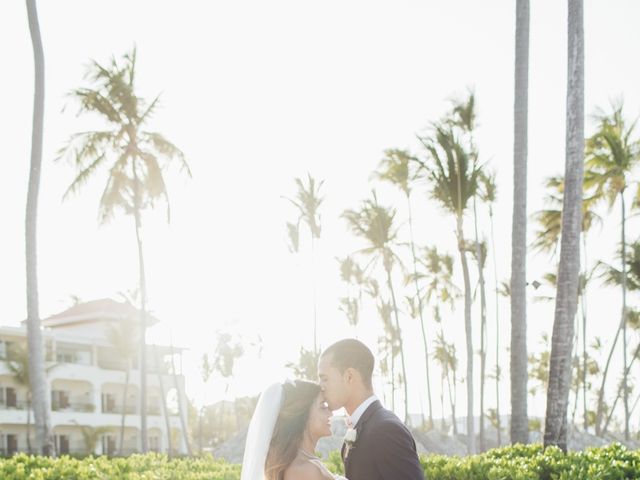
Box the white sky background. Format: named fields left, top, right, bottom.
left=2, top=1, right=640, bottom=423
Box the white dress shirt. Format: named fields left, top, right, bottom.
left=348, top=394, right=378, bottom=427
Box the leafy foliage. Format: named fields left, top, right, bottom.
left=1, top=444, right=640, bottom=479
left=57, top=48, right=191, bottom=224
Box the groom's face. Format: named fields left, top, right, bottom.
left=318, top=354, right=349, bottom=411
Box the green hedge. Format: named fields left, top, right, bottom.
left=420, top=443, right=640, bottom=480
left=0, top=454, right=240, bottom=480
left=0, top=444, right=638, bottom=479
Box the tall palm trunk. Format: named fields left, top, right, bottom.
left=385, top=266, right=409, bottom=424
left=489, top=204, right=502, bottom=445
left=620, top=192, right=630, bottom=440
left=570, top=320, right=580, bottom=426
left=439, top=375, right=446, bottom=430
left=25, top=0, right=53, bottom=456
left=311, top=236, right=318, bottom=355
left=601, top=342, right=640, bottom=435
left=456, top=216, right=475, bottom=454
left=544, top=0, right=584, bottom=452
left=198, top=407, right=205, bottom=454
left=390, top=347, right=396, bottom=412
left=26, top=395, right=32, bottom=453
left=152, top=344, right=173, bottom=456
left=595, top=194, right=630, bottom=437
left=595, top=321, right=623, bottom=435
left=581, top=234, right=588, bottom=431
left=473, top=196, right=488, bottom=451
left=169, top=342, right=192, bottom=455
left=446, top=368, right=457, bottom=435
left=132, top=170, right=149, bottom=453
left=510, top=0, right=530, bottom=446
left=407, top=198, right=434, bottom=429
left=119, top=363, right=130, bottom=454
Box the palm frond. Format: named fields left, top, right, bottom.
left=373, top=149, right=417, bottom=196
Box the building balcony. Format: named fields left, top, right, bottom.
left=0, top=400, right=29, bottom=410
left=52, top=402, right=95, bottom=413
left=102, top=405, right=137, bottom=415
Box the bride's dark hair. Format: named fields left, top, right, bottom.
left=265, top=380, right=321, bottom=480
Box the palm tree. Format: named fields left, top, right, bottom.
left=532, top=176, right=601, bottom=255
left=199, top=354, right=214, bottom=453
left=4, top=343, right=57, bottom=454
left=168, top=337, right=192, bottom=455
left=511, top=0, right=530, bottom=447
left=151, top=343, right=173, bottom=456
left=471, top=236, right=488, bottom=450
left=376, top=299, right=401, bottom=411
left=343, top=193, right=410, bottom=423
left=414, top=247, right=460, bottom=325
left=106, top=314, right=137, bottom=454
left=362, top=276, right=397, bottom=410
left=596, top=239, right=640, bottom=434
left=448, top=90, right=494, bottom=449
left=5, top=344, right=34, bottom=453
left=544, top=0, right=584, bottom=452
left=374, top=148, right=434, bottom=429
left=337, top=256, right=366, bottom=332
left=478, top=171, right=502, bottom=445
left=416, top=122, right=480, bottom=453
left=56, top=48, right=191, bottom=451
left=205, top=331, right=245, bottom=433
left=533, top=174, right=601, bottom=432
left=73, top=423, right=111, bottom=454
left=585, top=101, right=640, bottom=440
left=286, top=347, right=320, bottom=381
left=433, top=332, right=458, bottom=435
left=285, top=174, right=324, bottom=354
left=25, top=0, right=53, bottom=456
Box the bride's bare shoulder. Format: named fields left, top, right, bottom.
left=283, top=459, right=331, bottom=480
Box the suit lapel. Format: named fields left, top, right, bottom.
left=354, top=400, right=383, bottom=430
left=343, top=400, right=383, bottom=475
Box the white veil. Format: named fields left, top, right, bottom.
left=240, top=382, right=284, bottom=480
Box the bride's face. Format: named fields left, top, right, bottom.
left=306, top=394, right=332, bottom=439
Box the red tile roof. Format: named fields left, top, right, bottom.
left=41, top=298, right=159, bottom=327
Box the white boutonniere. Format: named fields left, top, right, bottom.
left=344, top=427, right=357, bottom=458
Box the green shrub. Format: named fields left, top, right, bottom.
left=0, top=444, right=637, bottom=479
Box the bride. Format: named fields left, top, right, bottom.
left=241, top=380, right=347, bottom=480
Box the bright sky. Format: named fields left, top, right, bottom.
left=2, top=1, right=640, bottom=423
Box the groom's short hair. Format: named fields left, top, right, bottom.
left=322, top=339, right=374, bottom=389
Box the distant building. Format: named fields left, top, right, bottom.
left=0, top=298, right=188, bottom=456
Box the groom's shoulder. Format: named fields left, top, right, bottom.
left=370, top=406, right=411, bottom=433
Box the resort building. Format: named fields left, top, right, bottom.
left=0, top=298, right=188, bottom=456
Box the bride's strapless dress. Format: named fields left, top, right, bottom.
left=333, top=475, right=347, bottom=480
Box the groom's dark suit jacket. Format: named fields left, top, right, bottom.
left=341, top=400, right=423, bottom=480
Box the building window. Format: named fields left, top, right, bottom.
left=148, top=396, right=160, bottom=415
left=51, top=390, right=70, bottom=410
left=149, top=435, right=160, bottom=451
left=56, top=351, right=76, bottom=363
left=54, top=435, right=70, bottom=455
left=102, top=393, right=116, bottom=413
left=102, top=435, right=116, bottom=456
left=2, top=434, right=18, bottom=455
left=0, top=341, right=15, bottom=360
left=0, top=387, right=17, bottom=408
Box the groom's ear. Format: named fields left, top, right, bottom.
left=344, top=367, right=358, bottom=385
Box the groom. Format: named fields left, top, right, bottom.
left=318, top=339, right=423, bottom=480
